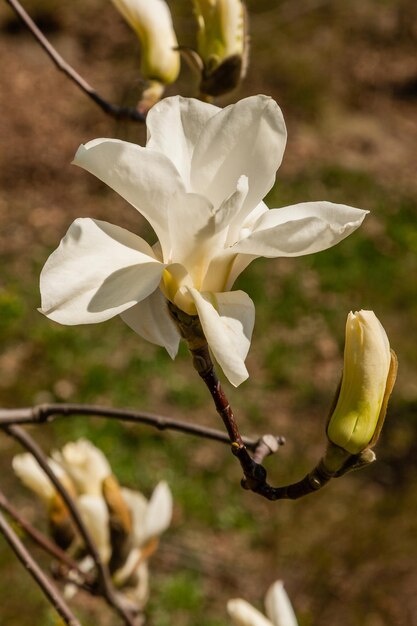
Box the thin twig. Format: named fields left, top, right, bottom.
left=3, top=425, right=142, bottom=626
left=0, top=509, right=81, bottom=626
left=0, top=488, right=90, bottom=584
left=4, top=0, right=145, bottom=123
left=0, top=403, right=283, bottom=451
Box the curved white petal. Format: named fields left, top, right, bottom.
left=265, top=581, right=299, bottom=626
left=190, top=96, right=287, bottom=216
left=77, top=495, right=111, bottom=564
left=143, top=481, right=173, bottom=542
left=12, top=454, right=64, bottom=503
left=233, top=202, right=368, bottom=258
left=146, top=96, right=220, bottom=188
left=121, top=289, right=180, bottom=358
left=227, top=599, right=273, bottom=626
left=189, top=289, right=255, bottom=387
left=52, top=439, right=111, bottom=497
left=121, top=488, right=149, bottom=548
left=73, top=138, right=185, bottom=255
left=40, top=218, right=164, bottom=325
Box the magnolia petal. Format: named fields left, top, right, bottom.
left=143, top=481, right=173, bottom=542
left=121, top=488, right=149, bottom=548
left=77, top=495, right=111, bottom=564
left=52, top=439, right=111, bottom=497
left=191, top=96, right=287, bottom=215
left=13, top=454, right=58, bottom=503
left=227, top=599, right=274, bottom=626
left=189, top=289, right=255, bottom=387
left=265, top=581, right=299, bottom=626
left=121, top=289, right=180, bottom=358
left=146, top=96, right=220, bottom=188
left=73, top=138, right=185, bottom=256
left=40, top=218, right=164, bottom=325
left=233, top=202, right=368, bottom=258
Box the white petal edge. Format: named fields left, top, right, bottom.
left=264, top=581, right=299, bottom=626
left=143, top=481, right=173, bottom=542
left=40, top=218, right=164, bottom=325
left=146, top=96, right=220, bottom=189
left=232, top=202, right=368, bottom=258
left=121, top=289, right=180, bottom=359
left=73, top=138, right=186, bottom=257
left=227, top=599, right=274, bottom=626
left=191, top=95, right=287, bottom=217
left=189, top=289, right=255, bottom=387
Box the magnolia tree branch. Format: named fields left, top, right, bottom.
left=167, top=302, right=345, bottom=501
left=0, top=509, right=82, bottom=626
left=4, top=0, right=145, bottom=123
left=0, top=488, right=90, bottom=585
left=2, top=425, right=143, bottom=626
left=0, top=403, right=284, bottom=451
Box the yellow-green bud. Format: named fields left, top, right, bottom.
left=111, top=0, right=180, bottom=86
left=193, top=0, right=248, bottom=96
left=327, top=310, right=397, bottom=455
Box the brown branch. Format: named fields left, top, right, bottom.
left=0, top=403, right=283, bottom=451
left=0, top=509, right=82, bottom=626
left=4, top=0, right=145, bottom=123
left=0, top=488, right=92, bottom=586
left=167, top=302, right=340, bottom=501
left=2, top=425, right=143, bottom=626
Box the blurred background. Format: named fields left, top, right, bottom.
left=0, top=0, right=417, bottom=624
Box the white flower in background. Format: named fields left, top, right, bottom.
left=327, top=310, right=396, bottom=455
left=13, top=441, right=173, bottom=610
left=111, top=0, right=180, bottom=107
left=228, top=580, right=298, bottom=626
left=12, top=453, right=73, bottom=504
left=113, top=481, right=173, bottom=607
left=52, top=439, right=112, bottom=497
left=40, top=95, right=367, bottom=386
left=193, top=0, right=248, bottom=95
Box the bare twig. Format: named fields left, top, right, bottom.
left=3, top=425, right=143, bottom=626
left=0, top=509, right=81, bottom=626
left=0, top=488, right=91, bottom=585
left=0, top=403, right=284, bottom=451
left=4, top=0, right=145, bottom=123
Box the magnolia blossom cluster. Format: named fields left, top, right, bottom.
left=228, top=579, right=299, bottom=626
left=40, top=95, right=367, bottom=386
left=13, top=439, right=172, bottom=607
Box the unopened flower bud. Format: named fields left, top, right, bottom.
left=111, top=0, right=180, bottom=105
left=193, top=0, right=248, bottom=96
left=327, top=310, right=397, bottom=455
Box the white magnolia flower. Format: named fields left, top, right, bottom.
left=52, top=439, right=112, bottom=497
left=40, top=95, right=367, bottom=386
left=111, top=0, right=180, bottom=85
left=12, top=453, right=73, bottom=504
left=228, top=580, right=298, bottom=626
left=327, top=310, right=395, bottom=455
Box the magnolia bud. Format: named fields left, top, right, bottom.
left=327, top=310, right=397, bottom=455
left=111, top=0, right=180, bottom=103
left=193, top=0, right=248, bottom=96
